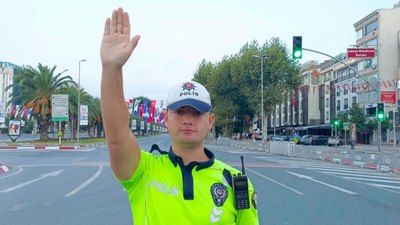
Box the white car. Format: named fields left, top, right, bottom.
left=327, top=136, right=344, bottom=146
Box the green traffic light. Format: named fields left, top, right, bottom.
left=292, top=36, right=302, bottom=59
left=294, top=50, right=302, bottom=58
left=377, top=102, right=385, bottom=121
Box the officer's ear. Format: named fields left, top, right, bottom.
left=208, top=113, right=215, bottom=131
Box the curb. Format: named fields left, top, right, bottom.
left=0, top=143, right=106, bottom=151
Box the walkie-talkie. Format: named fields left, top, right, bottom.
left=233, top=155, right=250, bottom=209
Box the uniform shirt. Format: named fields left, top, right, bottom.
left=118, top=147, right=259, bottom=225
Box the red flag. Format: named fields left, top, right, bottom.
left=291, top=92, right=296, bottom=108
left=10, top=105, right=15, bottom=117
left=139, top=104, right=144, bottom=118
left=149, top=100, right=156, bottom=123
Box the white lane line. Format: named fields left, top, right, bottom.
left=246, top=168, right=304, bottom=195
left=0, top=170, right=63, bottom=193
left=367, top=183, right=400, bottom=190
left=287, top=171, right=358, bottom=195
left=65, top=165, right=104, bottom=197
left=325, top=172, right=398, bottom=180
left=343, top=177, right=400, bottom=184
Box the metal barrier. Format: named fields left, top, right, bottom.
left=206, top=137, right=400, bottom=173
left=270, top=141, right=295, bottom=156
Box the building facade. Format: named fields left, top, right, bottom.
left=266, top=4, right=400, bottom=143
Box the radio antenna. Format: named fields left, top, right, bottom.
left=240, top=155, right=245, bottom=175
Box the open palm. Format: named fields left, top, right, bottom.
left=100, top=8, right=140, bottom=69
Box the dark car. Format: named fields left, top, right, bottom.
left=311, top=136, right=329, bottom=145
left=298, top=135, right=312, bottom=145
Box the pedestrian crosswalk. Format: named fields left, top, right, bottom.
left=254, top=156, right=400, bottom=193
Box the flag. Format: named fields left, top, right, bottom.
left=142, top=100, right=149, bottom=122
left=291, top=92, right=296, bottom=108
left=133, top=99, right=141, bottom=117
left=139, top=104, right=144, bottom=118
left=25, top=108, right=32, bottom=120
left=10, top=105, right=15, bottom=118
left=149, top=100, right=156, bottom=123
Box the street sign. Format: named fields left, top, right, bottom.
left=80, top=105, right=88, bottom=125
left=343, top=122, right=349, bottom=130
left=347, top=48, right=375, bottom=58
left=52, top=94, right=69, bottom=121
left=380, top=91, right=396, bottom=104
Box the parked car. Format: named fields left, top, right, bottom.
left=311, top=136, right=329, bottom=145
left=327, top=136, right=344, bottom=146
left=253, top=131, right=263, bottom=140
left=298, top=135, right=312, bottom=145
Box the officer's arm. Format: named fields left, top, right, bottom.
left=100, top=8, right=141, bottom=181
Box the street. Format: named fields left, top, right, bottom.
left=1, top=134, right=400, bottom=225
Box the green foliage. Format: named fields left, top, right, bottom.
left=193, top=38, right=301, bottom=136
left=8, top=64, right=74, bottom=140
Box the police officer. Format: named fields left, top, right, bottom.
left=100, top=8, right=259, bottom=225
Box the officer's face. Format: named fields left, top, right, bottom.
left=165, top=106, right=214, bottom=146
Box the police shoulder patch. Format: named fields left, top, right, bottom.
left=210, top=183, right=228, bottom=207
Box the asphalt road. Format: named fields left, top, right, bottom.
left=1, top=134, right=400, bottom=225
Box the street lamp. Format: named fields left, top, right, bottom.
left=77, top=59, right=86, bottom=146
left=253, top=54, right=268, bottom=142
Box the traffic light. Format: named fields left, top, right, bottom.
left=377, top=102, right=384, bottom=121
left=333, top=118, right=339, bottom=127
left=292, top=36, right=302, bottom=59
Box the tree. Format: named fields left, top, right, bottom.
left=7, top=64, right=74, bottom=140
left=193, top=38, right=301, bottom=136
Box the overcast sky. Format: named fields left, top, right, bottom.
left=1, top=0, right=398, bottom=107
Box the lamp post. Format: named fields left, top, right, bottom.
left=77, top=59, right=86, bottom=146
left=253, top=54, right=268, bottom=142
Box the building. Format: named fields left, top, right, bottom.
left=267, top=3, right=400, bottom=143
left=0, top=62, right=16, bottom=111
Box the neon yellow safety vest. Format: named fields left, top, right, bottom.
left=118, top=148, right=259, bottom=225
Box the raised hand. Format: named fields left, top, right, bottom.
left=100, top=8, right=140, bottom=70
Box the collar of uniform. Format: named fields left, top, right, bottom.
left=168, top=146, right=215, bottom=171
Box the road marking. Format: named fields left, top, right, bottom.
left=0, top=166, right=23, bottom=179
left=65, top=165, right=103, bottom=197
left=343, top=177, right=400, bottom=184
left=0, top=170, right=63, bottom=193
left=287, top=171, right=358, bottom=195
left=367, top=183, right=400, bottom=190
left=246, top=168, right=304, bottom=195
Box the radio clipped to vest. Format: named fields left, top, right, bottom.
left=233, top=156, right=250, bottom=209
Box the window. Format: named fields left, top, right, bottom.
left=356, top=29, right=363, bottom=40
left=344, top=88, right=348, bottom=95
left=352, top=81, right=356, bottom=92
left=326, top=98, right=329, bottom=108
left=325, top=85, right=329, bottom=94
left=337, top=100, right=340, bottom=111
left=365, top=20, right=378, bottom=35
left=344, top=98, right=348, bottom=110
left=337, top=91, right=340, bottom=97
left=352, top=96, right=357, bottom=106
left=326, top=111, right=330, bottom=121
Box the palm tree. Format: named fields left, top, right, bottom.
left=7, top=63, right=75, bottom=140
